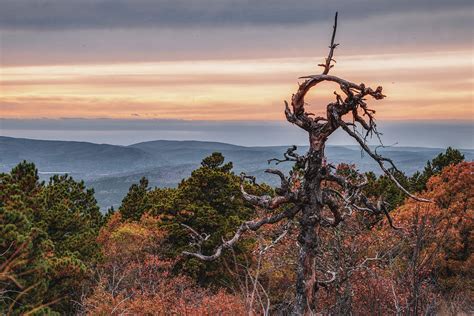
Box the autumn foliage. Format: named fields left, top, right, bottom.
left=386, top=161, right=474, bottom=313
left=1, top=151, right=472, bottom=314
left=81, top=213, right=246, bottom=315
left=229, top=161, right=472, bottom=315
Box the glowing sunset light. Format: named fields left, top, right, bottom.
left=1, top=51, right=472, bottom=120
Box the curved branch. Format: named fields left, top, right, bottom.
left=241, top=182, right=292, bottom=210
left=285, top=101, right=316, bottom=132
left=322, top=173, right=348, bottom=188
left=259, top=220, right=293, bottom=255
left=239, top=172, right=294, bottom=209
left=338, top=120, right=431, bottom=203
left=182, top=206, right=301, bottom=261
left=322, top=191, right=343, bottom=227
left=357, top=195, right=402, bottom=230
left=353, top=108, right=371, bottom=131
left=292, top=75, right=358, bottom=116
left=323, top=179, right=402, bottom=230
left=316, top=269, right=337, bottom=285
left=268, top=144, right=303, bottom=165
left=265, top=168, right=289, bottom=193
left=289, top=74, right=385, bottom=135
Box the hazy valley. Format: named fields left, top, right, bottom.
left=1, top=136, right=472, bottom=210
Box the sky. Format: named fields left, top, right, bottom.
left=0, top=0, right=473, bottom=147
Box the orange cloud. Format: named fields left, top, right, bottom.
left=1, top=50, right=472, bottom=121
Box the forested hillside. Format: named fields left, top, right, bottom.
left=2, top=136, right=473, bottom=210
left=1, top=148, right=471, bottom=314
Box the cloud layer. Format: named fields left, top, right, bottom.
left=1, top=0, right=472, bottom=30
left=1, top=0, right=472, bottom=133
left=2, top=52, right=473, bottom=121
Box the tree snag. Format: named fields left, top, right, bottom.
left=183, top=12, right=429, bottom=315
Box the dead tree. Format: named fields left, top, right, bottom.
left=183, top=12, right=429, bottom=315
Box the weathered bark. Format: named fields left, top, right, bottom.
left=295, top=202, right=321, bottom=314
left=182, top=12, right=430, bottom=315
left=292, top=146, right=327, bottom=314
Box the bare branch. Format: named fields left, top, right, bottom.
left=357, top=195, right=402, bottom=230
left=181, top=223, right=208, bottom=241
left=316, top=269, right=337, bottom=285
left=181, top=223, right=211, bottom=254
left=183, top=206, right=301, bottom=261
left=265, top=168, right=289, bottom=194
left=284, top=101, right=317, bottom=132
left=319, top=12, right=339, bottom=75
left=239, top=172, right=293, bottom=209
left=322, top=192, right=343, bottom=227
left=240, top=184, right=291, bottom=210
left=268, top=145, right=303, bottom=165
left=338, top=120, right=431, bottom=203
left=258, top=220, right=293, bottom=255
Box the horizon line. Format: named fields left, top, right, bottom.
left=1, top=135, right=473, bottom=151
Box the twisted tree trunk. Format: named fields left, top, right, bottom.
left=295, top=207, right=320, bottom=314
left=183, top=12, right=429, bottom=315
left=294, top=143, right=327, bottom=314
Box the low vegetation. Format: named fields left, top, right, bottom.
left=0, top=148, right=471, bottom=314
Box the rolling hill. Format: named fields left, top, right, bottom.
left=1, top=136, right=472, bottom=210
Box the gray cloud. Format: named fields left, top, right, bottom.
left=0, top=0, right=472, bottom=30
left=2, top=8, right=472, bottom=66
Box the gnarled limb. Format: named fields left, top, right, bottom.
left=316, top=269, right=337, bottom=285
left=285, top=101, right=319, bottom=132
left=322, top=173, right=349, bottom=188
left=357, top=195, right=402, bottom=230
left=241, top=189, right=291, bottom=210
left=324, top=184, right=401, bottom=230
left=258, top=220, right=294, bottom=255
left=182, top=206, right=301, bottom=261
left=265, top=168, right=289, bottom=194
left=338, top=120, right=430, bottom=202
left=240, top=172, right=295, bottom=210
left=267, top=144, right=305, bottom=166
left=322, top=191, right=343, bottom=227
left=181, top=224, right=210, bottom=254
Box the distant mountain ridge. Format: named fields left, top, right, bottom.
left=2, top=136, right=473, bottom=210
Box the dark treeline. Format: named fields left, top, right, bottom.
left=0, top=148, right=471, bottom=314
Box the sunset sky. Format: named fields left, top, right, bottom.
left=0, top=0, right=473, bottom=147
